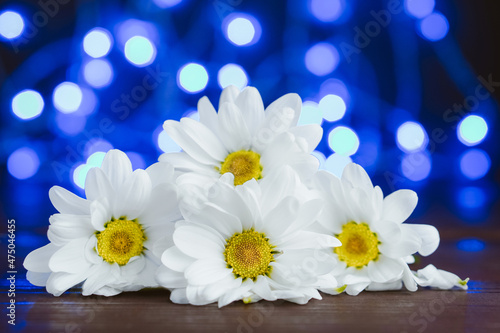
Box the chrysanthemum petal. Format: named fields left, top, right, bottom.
left=113, top=169, right=152, bottom=220
left=259, top=165, right=302, bottom=216
left=184, top=258, right=231, bottom=285
left=159, top=152, right=215, bottom=175
left=49, top=186, right=89, bottom=215
left=162, top=246, right=196, bottom=272
left=81, top=264, right=114, bottom=296
left=189, top=203, right=243, bottom=239
left=170, top=288, right=189, bottom=304
left=48, top=238, right=91, bottom=274
left=402, top=263, right=418, bottom=292
left=157, top=265, right=188, bottom=289
left=26, top=271, right=50, bottom=287
left=234, top=86, right=265, bottom=135
left=84, top=235, right=103, bottom=265
left=85, top=167, right=114, bottom=202
left=90, top=198, right=111, bottom=231
left=140, top=183, right=181, bottom=226
left=414, top=264, right=468, bottom=290
left=100, top=149, right=133, bottom=191
left=341, top=163, right=374, bottom=194
left=382, top=189, right=418, bottom=224
left=219, top=85, right=240, bottom=105
left=345, top=282, right=370, bottom=296
left=217, top=280, right=253, bottom=307
left=278, top=232, right=340, bottom=250
left=198, top=95, right=219, bottom=134
left=260, top=132, right=319, bottom=180
left=379, top=224, right=421, bottom=258
left=261, top=196, right=299, bottom=238
left=366, top=280, right=403, bottom=291
left=146, top=162, right=175, bottom=186
left=202, top=274, right=242, bottom=301
left=46, top=271, right=90, bottom=296
left=288, top=124, right=323, bottom=153
left=253, top=276, right=277, bottom=301
left=264, top=93, right=301, bottom=129
left=407, top=224, right=440, bottom=256
left=218, top=102, right=252, bottom=152
left=367, top=256, right=404, bottom=283
left=48, top=214, right=94, bottom=245
left=24, top=243, right=58, bottom=273
left=163, top=118, right=227, bottom=165
left=174, top=225, right=224, bottom=259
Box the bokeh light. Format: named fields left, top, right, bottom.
left=298, top=101, right=323, bottom=126
left=224, top=14, right=261, bottom=46
left=404, top=0, right=435, bottom=19
left=457, top=238, right=486, bottom=252
left=72, top=152, right=106, bottom=189
left=177, top=63, right=209, bottom=93
left=53, top=82, right=83, bottom=114
left=319, top=94, right=346, bottom=122
left=72, top=164, right=93, bottom=189
left=83, top=59, right=114, bottom=88
left=218, top=64, right=248, bottom=90
left=7, top=147, right=40, bottom=180
left=457, top=115, right=488, bottom=146
left=305, top=42, right=340, bottom=76
left=87, top=151, right=106, bottom=167
left=0, top=11, right=24, bottom=39
left=124, top=36, right=156, bottom=67
left=83, top=28, right=113, bottom=58
left=459, top=149, right=490, bottom=180
left=126, top=152, right=146, bottom=170
left=153, top=0, right=183, bottom=8
left=418, top=12, right=449, bottom=41
left=11, top=90, right=44, bottom=120
left=328, top=126, right=359, bottom=156
left=396, top=121, right=429, bottom=152
left=324, top=153, right=352, bottom=177
left=55, top=113, right=87, bottom=136
left=116, top=19, right=159, bottom=47
left=84, top=139, right=113, bottom=158
left=308, top=0, right=345, bottom=23
left=457, top=186, right=487, bottom=209
left=401, top=152, right=432, bottom=181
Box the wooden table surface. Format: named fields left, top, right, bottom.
left=3, top=232, right=500, bottom=333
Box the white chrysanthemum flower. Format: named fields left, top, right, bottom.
left=310, top=163, right=466, bottom=295
left=156, top=167, right=340, bottom=307
left=23, top=150, right=181, bottom=296
left=160, top=85, right=322, bottom=188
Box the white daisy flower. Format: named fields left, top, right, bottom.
left=160, top=85, right=322, bottom=189
left=23, top=150, right=181, bottom=296
left=156, top=167, right=340, bottom=307
left=309, top=163, right=460, bottom=296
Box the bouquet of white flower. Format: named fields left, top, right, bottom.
left=24, top=86, right=468, bottom=307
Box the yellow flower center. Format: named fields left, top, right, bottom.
left=219, top=150, right=263, bottom=186
left=224, top=229, right=276, bottom=281
left=334, top=222, right=380, bottom=268
left=95, top=218, right=146, bottom=266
